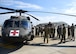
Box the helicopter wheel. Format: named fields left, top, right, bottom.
left=31, top=35, right=34, bottom=40
left=23, top=40, right=29, bottom=45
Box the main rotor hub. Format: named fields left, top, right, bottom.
left=16, top=10, right=28, bottom=13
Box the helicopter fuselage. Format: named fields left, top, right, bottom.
left=2, top=16, right=34, bottom=42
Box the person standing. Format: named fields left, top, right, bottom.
left=38, top=27, right=41, bottom=36
left=57, top=26, right=60, bottom=39
left=48, top=22, right=52, bottom=38
left=44, top=25, right=49, bottom=43
left=60, top=24, right=66, bottom=43
left=35, top=27, right=38, bottom=36
left=67, top=25, right=71, bottom=40
left=40, top=27, right=43, bottom=37
left=50, top=26, right=53, bottom=38
left=52, top=26, right=55, bottom=39
left=71, top=23, right=75, bottom=41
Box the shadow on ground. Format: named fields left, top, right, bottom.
left=0, top=38, right=24, bottom=54
left=27, top=42, right=76, bottom=48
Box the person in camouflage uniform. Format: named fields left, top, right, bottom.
left=52, top=26, right=55, bottom=39
left=71, top=23, right=75, bottom=41
left=50, top=26, right=53, bottom=38
left=60, top=24, right=66, bottom=43
left=67, top=25, right=71, bottom=40
left=44, top=25, right=49, bottom=43
left=57, top=25, right=62, bottom=39
left=47, top=22, right=52, bottom=38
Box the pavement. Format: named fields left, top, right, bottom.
left=9, top=37, right=76, bottom=54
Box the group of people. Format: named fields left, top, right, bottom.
left=57, top=23, right=75, bottom=43
left=34, top=23, right=75, bottom=43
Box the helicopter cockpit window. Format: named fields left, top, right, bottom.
left=14, top=21, right=19, bottom=27
left=4, top=20, right=13, bottom=27
left=21, top=20, right=28, bottom=28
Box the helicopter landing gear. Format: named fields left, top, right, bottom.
left=30, top=35, right=34, bottom=40
left=23, top=40, right=29, bottom=45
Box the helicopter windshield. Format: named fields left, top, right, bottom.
left=4, top=20, right=13, bottom=27
left=21, top=20, right=28, bottom=28
left=14, top=21, right=19, bottom=27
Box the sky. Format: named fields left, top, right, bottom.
left=0, top=0, right=76, bottom=26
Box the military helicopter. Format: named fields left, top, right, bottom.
left=0, top=7, right=40, bottom=43
left=0, top=6, right=76, bottom=43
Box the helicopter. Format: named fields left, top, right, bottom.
left=0, top=7, right=40, bottom=43
left=0, top=6, right=76, bottom=43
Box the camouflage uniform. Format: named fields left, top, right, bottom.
left=71, top=24, right=75, bottom=41
left=57, top=26, right=61, bottom=39
left=44, top=25, right=49, bottom=43
left=61, top=24, right=66, bottom=43
left=52, top=27, right=55, bottom=38
left=67, top=25, right=71, bottom=39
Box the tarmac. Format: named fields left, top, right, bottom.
left=9, top=36, right=76, bottom=54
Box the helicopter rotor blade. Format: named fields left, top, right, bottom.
left=27, top=11, right=76, bottom=17
left=0, top=12, right=15, bottom=14
left=26, top=13, right=40, bottom=21
left=0, top=6, right=28, bottom=13
left=0, top=7, right=16, bottom=11
left=1, top=7, right=76, bottom=17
